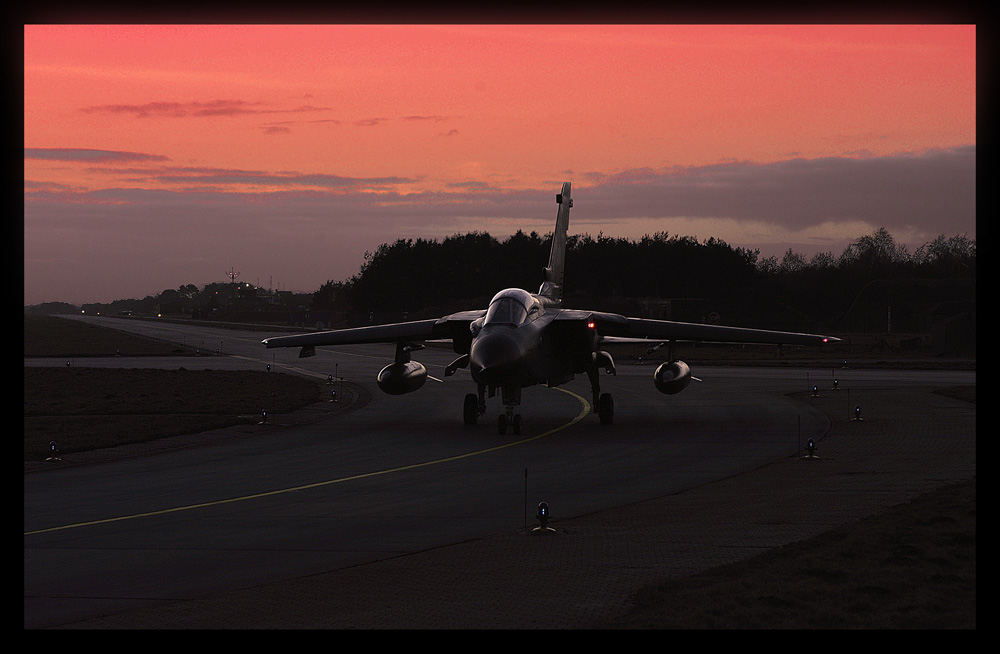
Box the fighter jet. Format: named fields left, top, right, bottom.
left=263, top=183, right=838, bottom=434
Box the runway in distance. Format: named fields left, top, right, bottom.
left=264, top=183, right=839, bottom=434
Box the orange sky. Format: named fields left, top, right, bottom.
left=24, top=24, right=976, bottom=305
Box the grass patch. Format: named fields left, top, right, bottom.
left=24, top=314, right=195, bottom=357
left=24, top=367, right=325, bottom=460
left=23, top=315, right=326, bottom=460
left=607, top=478, right=976, bottom=629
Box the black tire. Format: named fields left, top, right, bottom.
left=598, top=393, right=614, bottom=424
left=463, top=393, right=478, bottom=425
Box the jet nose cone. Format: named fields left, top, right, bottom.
left=470, top=330, right=523, bottom=384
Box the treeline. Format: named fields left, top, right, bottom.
left=27, top=282, right=314, bottom=323
left=311, top=227, right=975, bottom=334
left=28, top=227, right=974, bottom=337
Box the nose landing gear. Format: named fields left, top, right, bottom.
left=497, top=385, right=522, bottom=435
left=464, top=384, right=522, bottom=435
left=498, top=412, right=522, bottom=435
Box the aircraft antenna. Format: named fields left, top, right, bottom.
left=225, top=267, right=241, bottom=307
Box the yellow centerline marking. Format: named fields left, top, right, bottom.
left=25, top=388, right=591, bottom=536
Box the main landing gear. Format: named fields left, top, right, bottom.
left=463, top=393, right=480, bottom=426
left=463, top=385, right=497, bottom=428
left=597, top=391, right=614, bottom=425
left=587, top=360, right=615, bottom=425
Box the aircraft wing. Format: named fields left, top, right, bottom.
left=558, top=311, right=838, bottom=347
left=262, top=310, right=486, bottom=353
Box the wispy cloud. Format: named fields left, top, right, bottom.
left=79, top=100, right=333, bottom=119
left=402, top=115, right=457, bottom=122
left=27, top=161, right=420, bottom=193
left=24, top=148, right=170, bottom=163
left=259, top=115, right=459, bottom=135
left=149, top=170, right=416, bottom=190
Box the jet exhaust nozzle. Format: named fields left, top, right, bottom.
left=377, top=361, right=428, bottom=395
left=654, top=360, right=692, bottom=395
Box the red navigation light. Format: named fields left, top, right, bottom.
left=587, top=321, right=596, bottom=329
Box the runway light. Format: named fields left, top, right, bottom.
left=331, top=389, right=337, bottom=402
left=811, top=385, right=819, bottom=397
left=328, top=374, right=334, bottom=385
left=832, top=378, right=839, bottom=390
left=806, top=438, right=816, bottom=458
left=260, top=409, right=267, bottom=424
left=534, top=502, right=552, bottom=531
left=853, top=404, right=863, bottom=421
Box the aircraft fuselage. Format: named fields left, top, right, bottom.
left=470, top=309, right=553, bottom=388
left=467, top=288, right=593, bottom=394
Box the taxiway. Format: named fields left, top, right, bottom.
left=24, top=316, right=975, bottom=628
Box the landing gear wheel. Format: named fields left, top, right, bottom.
left=498, top=413, right=508, bottom=435
left=463, top=393, right=478, bottom=426
left=512, top=414, right=522, bottom=435
left=598, top=393, right=614, bottom=425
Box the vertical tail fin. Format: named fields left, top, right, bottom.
left=539, top=182, right=571, bottom=305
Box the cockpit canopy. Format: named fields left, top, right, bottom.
left=484, top=288, right=540, bottom=326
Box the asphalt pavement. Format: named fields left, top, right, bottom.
left=44, top=375, right=975, bottom=629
